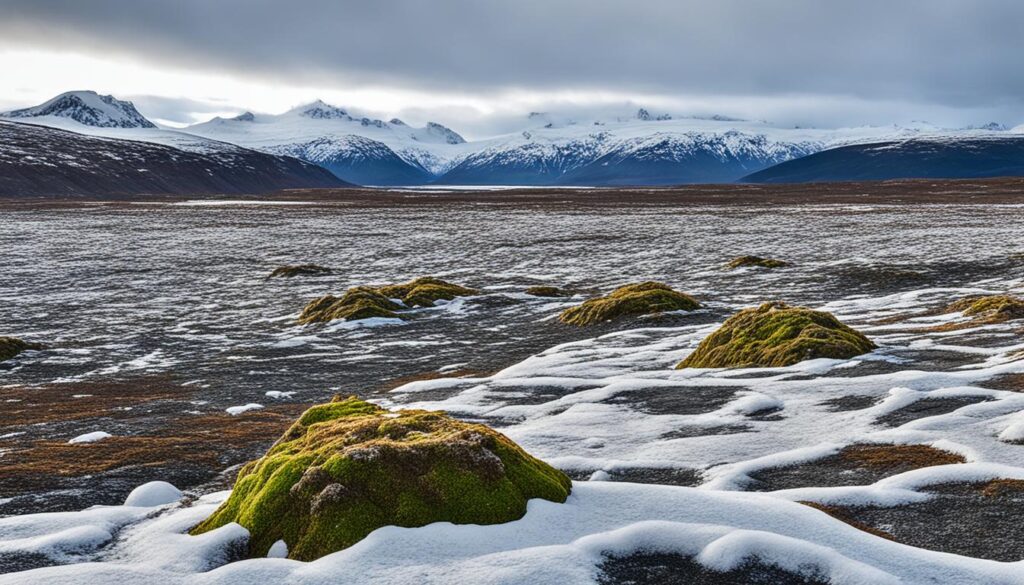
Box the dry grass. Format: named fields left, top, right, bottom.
left=980, top=479, right=1024, bottom=497
left=799, top=501, right=896, bottom=541
left=0, top=377, right=186, bottom=429
left=839, top=444, right=965, bottom=470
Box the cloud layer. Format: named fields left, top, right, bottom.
left=1, top=0, right=1022, bottom=129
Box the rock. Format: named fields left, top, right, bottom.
left=677, top=301, right=875, bottom=368
left=525, top=286, right=571, bottom=297
left=190, top=396, right=571, bottom=560
left=0, top=336, right=44, bottom=362
left=298, top=277, right=477, bottom=324
left=559, top=282, right=699, bottom=326
left=268, top=264, right=332, bottom=278
left=124, top=481, right=183, bottom=507
left=726, top=256, right=789, bottom=269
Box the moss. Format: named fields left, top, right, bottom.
left=298, top=277, right=477, bottom=324
left=0, top=337, right=44, bottom=362
left=726, top=256, right=789, bottom=270
left=525, top=286, right=571, bottom=298
left=190, top=396, right=571, bottom=561
left=559, top=282, right=700, bottom=326
left=949, top=294, right=1024, bottom=321
left=677, top=301, right=875, bottom=368
left=268, top=264, right=332, bottom=278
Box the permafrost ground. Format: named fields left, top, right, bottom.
left=4, top=198, right=1024, bottom=583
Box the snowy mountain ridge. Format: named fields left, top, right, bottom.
left=5, top=92, right=1021, bottom=186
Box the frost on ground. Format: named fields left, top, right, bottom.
left=6, top=282, right=1024, bottom=582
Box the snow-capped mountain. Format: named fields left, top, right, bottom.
left=0, top=120, right=346, bottom=197
left=432, top=110, right=984, bottom=186
left=1, top=90, right=156, bottom=129
left=186, top=101, right=469, bottom=185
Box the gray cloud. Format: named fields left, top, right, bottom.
left=1, top=0, right=1023, bottom=127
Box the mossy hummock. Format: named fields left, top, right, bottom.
left=0, top=336, right=44, bottom=362
left=268, top=264, right=333, bottom=278
left=525, top=286, right=571, bottom=298
left=677, top=301, right=875, bottom=368
left=559, top=282, right=699, bottom=326
left=298, top=277, right=477, bottom=324
left=190, top=396, right=571, bottom=561
left=945, top=295, right=1024, bottom=324
left=726, top=256, right=790, bottom=270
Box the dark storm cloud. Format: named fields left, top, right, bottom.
left=1, top=0, right=1022, bottom=110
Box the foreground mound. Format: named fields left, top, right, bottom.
left=190, top=396, right=571, bottom=560
left=0, top=336, right=44, bottom=362
left=677, top=302, right=875, bottom=368
left=298, top=277, right=477, bottom=324
left=559, top=282, right=699, bottom=326
left=268, top=264, right=332, bottom=278
left=726, top=256, right=789, bottom=269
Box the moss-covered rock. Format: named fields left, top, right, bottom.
left=268, top=264, right=332, bottom=278
left=944, top=295, right=1024, bottom=324
left=190, top=396, right=571, bottom=561
left=559, top=282, right=699, bottom=326
left=677, top=302, right=875, bottom=368
left=298, top=277, right=477, bottom=324
left=0, top=337, right=44, bottom=362
left=726, top=256, right=789, bottom=270
left=525, top=286, right=571, bottom=298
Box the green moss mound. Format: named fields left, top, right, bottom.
left=0, top=337, right=44, bottom=362
left=298, top=277, right=478, bottom=324
left=726, top=256, right=789, bottom=269
left=677, top=301, right=875, bottom=368
left=190, top=396, right=571, bottom=560
left=946, top=295, right=1024, bottom=322
left=268, top=264, right=332, bottom=278
left=525, top=286, right=570, bottom=297
left=559, top=282, right=699, bottom=326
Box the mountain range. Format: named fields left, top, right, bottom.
left=2, top=90, right=1024, bottom=193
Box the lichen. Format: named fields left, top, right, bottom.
left=268, top=264, right=333, bottom=278
left=0, top=336, right=44, bottom=362
left=190, top=396, right=571, bottom=561
left=298, top=277, right=477, bottom=324
left=559, top=282, right=699, bottom=326
left=676, top=301, right=875, bottom=368
left=726, top=256, right=789, bottom=270
left=525, top=286, right=570, bottom=298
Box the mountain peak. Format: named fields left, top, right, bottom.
left=233, top=111, right=255, bottom=122
left=424, top=122, right=466, bottom=144
left=293, top=100, right=349, bottom=119
left=1, top=90, right=156, bottom=129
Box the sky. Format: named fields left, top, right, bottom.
left=1, top=0, right=1022, bottom=137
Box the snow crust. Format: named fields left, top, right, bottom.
left=67, top=431, right=112, bottom=444
left=123, top=481, right=183, bottom=507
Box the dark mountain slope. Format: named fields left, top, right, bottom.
left=744, top=136, right=1024, bottom=183
left=0, top=121, right=349, bottom=197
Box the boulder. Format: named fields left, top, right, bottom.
left=190, top=396, right=571, bottom=560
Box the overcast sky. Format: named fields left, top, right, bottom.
left=1, top=0, right=1022, bottom=135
